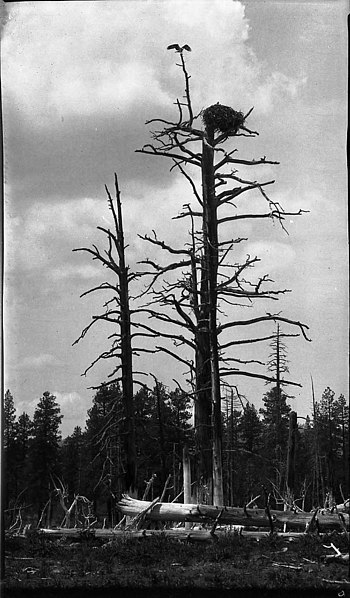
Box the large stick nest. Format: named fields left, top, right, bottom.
left=202, top=103, right=245, bottom=135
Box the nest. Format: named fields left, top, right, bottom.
left=202, top=103, right=245, bottom=135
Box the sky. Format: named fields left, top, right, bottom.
left=2, top=0, right=348, bottom=437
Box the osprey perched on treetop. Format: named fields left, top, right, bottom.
left=167, top=44, right=192, bottom=53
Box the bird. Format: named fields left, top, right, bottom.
left=167, top=44, right=192, bottom=53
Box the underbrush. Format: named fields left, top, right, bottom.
left=4, top=531, right=349, bottom=592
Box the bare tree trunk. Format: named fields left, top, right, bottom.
left=183, top=445, right=191, bottom=530
left=202, top=125, right=223, bottom=506
left=230, top=390, right=234, bottom=505
left=194, top=328, right=212, bottom=501
left=114, top=175, right=137, bottom=494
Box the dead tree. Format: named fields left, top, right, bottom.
left=73, top=174, right=151, bottom=494
left=135, top=48, right=310, bottom=504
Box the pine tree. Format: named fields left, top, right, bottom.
left=14, top=412, right=32, bottom=510
left=259, top=386, right=291, bottom=492
left=315, top=388, right=349, bottom=501
left=83, top=384, right=124, bottom=522
left=235, top=402, right=264, bottom=505
left=28, top=392, right=63, bottom=519
left=61, top=426, right=85, bottom=497
left=335, top=394, right=349, bottom=497
left=3, top=390, right=18, bottom=510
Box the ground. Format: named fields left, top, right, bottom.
left=3, top=530, right=349, bottom=597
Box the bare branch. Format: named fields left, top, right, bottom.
left=220, top=369, right=302, bottom=387
left=215, top=154, right=279, bottom=171
left=135, top=145, right=201, bottom=167
left=155, top=345, right=195, bottom=371
left=217, top=180, right=275, bottom=206
left=220, top=332, right=299, bottom=350
left=218, top=314, right=311, bottom=342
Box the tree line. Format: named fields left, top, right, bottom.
left=3, top=383, right=348, bottom=528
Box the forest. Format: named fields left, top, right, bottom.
left=3, top=382, right=349, bottom=529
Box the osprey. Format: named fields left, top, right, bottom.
left=167, top=44, right=192, bottom=53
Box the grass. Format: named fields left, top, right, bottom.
left=3, top=530, right=349, bottom=595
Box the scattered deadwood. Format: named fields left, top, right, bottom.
left=28, top=528, right=315, bottom=542
left=116, top=495, right=349, bottom=531
left=125, top=496, right=160, bottom=531
left=321, top=578, right=350, bottom=585
left=323, top=542, right=349, bottom=565
left=8, top=525, right=347, bottom=548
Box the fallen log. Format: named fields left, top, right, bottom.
left=117, top=495, right=349, bottom=531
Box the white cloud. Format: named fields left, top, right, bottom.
left=53, top=391, right=90, bottom=436
left=6, top=197, right=108, bottom=272
left=53, top=391, right=89, bottom=419
left=6, top=175, right=195, bottom=276
left=2, top=0, right=305, bottom=125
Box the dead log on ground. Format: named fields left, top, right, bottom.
left=117, top=495, right=349, bottom=531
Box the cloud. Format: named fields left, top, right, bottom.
left=2, top=0, right=304, bottom=125
left=53, top=391, right=90, bottom=436
left=20, top=353, right=61, bottom=368
left=6, top=197, right=107, bottom=273
left=6, top=174, right=195, bottom=278
left=53, top=391, right=89, bottom=419
left=2, top=0, right=307, bottom=209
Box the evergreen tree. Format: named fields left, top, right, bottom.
left=335, top=394, right=349, bottom=497
left=83, top=384, right=124, bottom=522
left=222, top=398, right=241, bottom=506
left=167, top=388, right=193, bottom=499
left=134, top=384, right=193, bottom=500
left=315, top=388, right=349, bottom=501
left=259, top=386, right=291, bottom=492
left=28, top=392, right=63, bottom=519
left=239, top=402, right=263, bottom=454
left=14, top=412, right=33, bottom=510
left=234, top=402, right=264, bottom=505
left=295, top=416, right=314, bottom=510
left=3, top=390, right=18, bottom=510
left=61, top=426, right=85, bottom=498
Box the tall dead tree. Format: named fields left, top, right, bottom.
left=73, top=174, right=147, bottom=495
left=135, top=48, right=310, bottom=504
